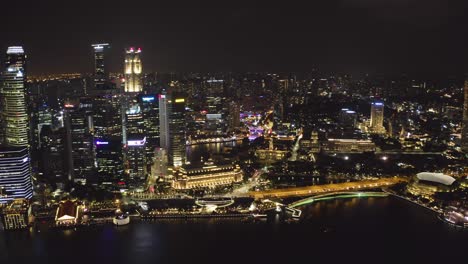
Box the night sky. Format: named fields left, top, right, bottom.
left=2, top=0, right=468, bottom=76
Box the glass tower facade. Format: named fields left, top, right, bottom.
left=0, top=147, right=33, bottom=203
left=91, top=43, right=110, bottom=90
left=1, top=46, right=29, bottom=147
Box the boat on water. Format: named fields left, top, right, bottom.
left=113, top=209, right=130, bottom=226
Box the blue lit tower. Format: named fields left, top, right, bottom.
left=0, top=147, right=33, bottom=203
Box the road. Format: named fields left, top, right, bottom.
left=289, top=134, right=303, bottom=161
left=248, top=177, right=407, bottom=199
left=224, top=169, right=266, bottom=197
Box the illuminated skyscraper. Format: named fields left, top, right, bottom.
left=462, top=80, right=468, bottom=152
left=124, top=47, right=142, bottom=93
left=158, top=93, right=186, bottom=167
left=95, top=137, right=123, bottom=178
left=93, top=95, right=122, bottom=138
left=159, top=94, right=169, bottom=151
left=126, top=136, right=147, bottom=180
left=64, top=102, right=94, bottom=180
left=91, top=43, right=110, bottom=90
left=0, top=46, right=29, bottom=147
left=169, top=95, right=186, bottom=167
left=0, top=147, right=33, bottom=203
left=369, top=101, right=386, bottom=134
left=228, top=101, right=240, bottom=131
left=139, top=94, right=160, bottom=165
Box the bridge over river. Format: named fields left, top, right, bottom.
left=249, top=177, right=407, bottom=199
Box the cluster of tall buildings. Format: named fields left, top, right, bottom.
left=1, top=42, right=468, bottom=203
left=0, top=44, right=193, bottom=202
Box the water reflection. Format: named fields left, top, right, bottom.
left=186, top=142, right=236, bottom=166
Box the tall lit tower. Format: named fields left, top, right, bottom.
left=169, top=95, right=186, bottom=167
left=91, top=43, right=110, bottom=90
left=462, top=80, right=468, bottom=152
left=369, top=101, right=386, bottom=134
left=159, top=94, right=169, bottom=151
left=158, top=93, right=186, bottom=167
left=1, top=46, right=29, bottom=147
left=124, top=47, right=142, bottom=93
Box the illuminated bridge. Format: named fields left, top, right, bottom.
left=249, top=177, right=407, bottom=199
left=288, top=191, right=388, bottom=208
left=195, top=197, right=235, bottom=208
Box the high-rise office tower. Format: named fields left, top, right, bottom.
left=158, top=93, right=186, bottom=167
left=93, top=95, right=122, bottom=138
left=38, top=126, right=67, bottom=180
left=125, top=136, right=147, bottom=180
left=139, top=94, right=160, bottom=165
left=0, top=147, right=33, bottom=203
left=64, top=102, right=95, bottom=180
left=369, top=101, right=386, bottom=134
left=159, top=94, right=169, bottom=151
left=228, top=101, right=240, bottom=132
left=125, top=101, right=144, bottom=135
left=95, top=137, right=123, bottom=178
left=91, top=43, right=110, bottom=90
left=1, top=46, right=29, bottom=147
left=339, top=108, right=357, bottom=128
left=168, top=96, right=186, bottom=167
left=124, top=47, right=142, bottom=93
left=462, top=80, right=468, bottom=152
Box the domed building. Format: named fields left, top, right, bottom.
left=407, top=172, right=459, bottom=197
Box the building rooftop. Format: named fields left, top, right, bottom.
left=416, top=172, right=456, bottom=186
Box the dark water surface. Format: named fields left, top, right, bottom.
left=0, top=197, right=466, bottom=264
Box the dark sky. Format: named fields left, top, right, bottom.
left=2, top=0, right=468, bottom=76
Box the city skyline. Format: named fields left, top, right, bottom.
left=2, top=1, right=468, bottom=76
left=0, top=2, right=467, bottom=263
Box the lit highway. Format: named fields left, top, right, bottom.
left=249, top=177, right=408, bottom=199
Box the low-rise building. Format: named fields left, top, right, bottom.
left=172, top=163, right=243, bottom=190
left=322, top=139, right=376, bottom=153
left=55, top=200, right=81, bottom=226
left=1, top=199, right=30, bottom=230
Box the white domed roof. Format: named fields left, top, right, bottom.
left=416, top=172, right=456, bottom=186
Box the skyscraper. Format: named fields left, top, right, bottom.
left=1, top=46, right=29, bottom=147
left=95, top=137, right=123, bottom=179
left=64, top=102, right=94, bottom=181
left=462, top=80, right=468, bottom=152
left=93, top=95, right=122, bottom=138
left=369, top=101, right=386, bottom=134
left=126, top=136, right=147, bottom=180
left=124, top=47, right=142, bottom=93
left=169, top=96, right=186, bottom=167
left=0, top=147, right=33, bottom=203
left=91, top=43, right=110, bottom=90
left=139, top=94, right=160, bottom=165
left=158, top=93, right=186, bottom=167
left=159, top=94, right=169, bottom=151
left=228, top=101, right=240, bottom=131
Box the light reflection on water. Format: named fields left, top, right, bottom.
left=0, top=197, right=466, bottom=264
